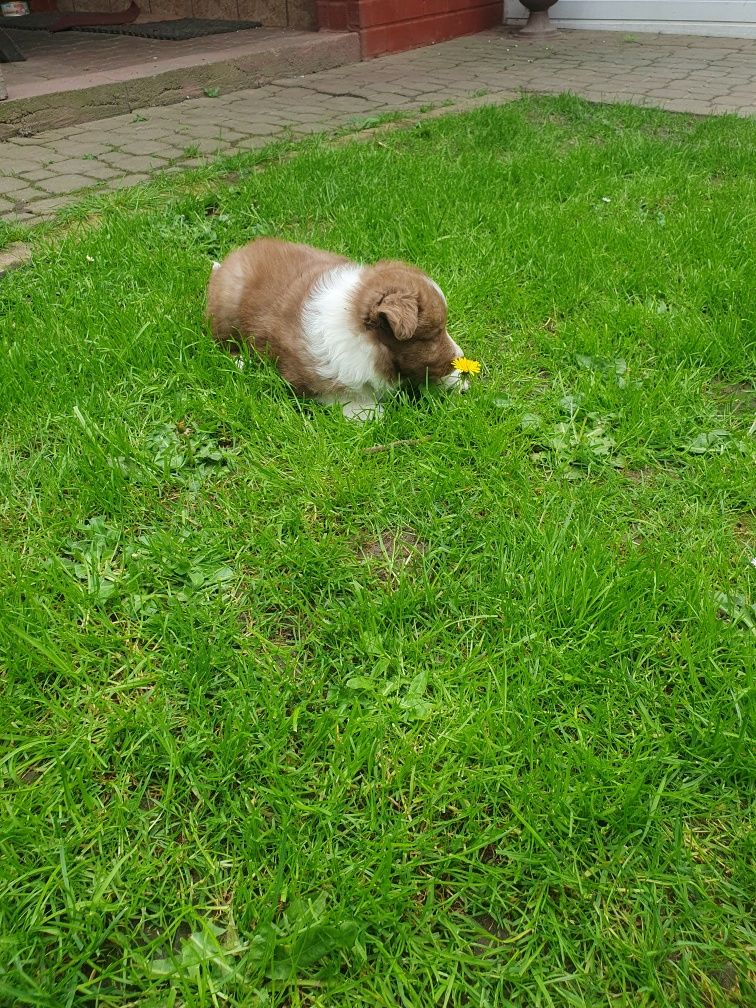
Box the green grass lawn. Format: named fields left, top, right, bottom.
left=1, top=95, right=754, bottom=1007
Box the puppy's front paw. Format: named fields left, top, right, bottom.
left=343, top=400, right=384, bottom=422
left=440, top=369, right=470, bottom=393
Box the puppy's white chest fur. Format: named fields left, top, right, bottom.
left=302, top=266, right=396, bottom=401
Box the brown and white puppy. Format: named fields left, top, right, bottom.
left=206, top=237, right=466, bottom=419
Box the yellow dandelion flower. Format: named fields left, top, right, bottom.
left=452, top=357, right=481, bottom=375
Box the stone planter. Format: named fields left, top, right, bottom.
left=519, top=0, right=558, bottom=37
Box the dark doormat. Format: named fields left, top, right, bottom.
left=79, top=19, right=263, bottom=40
left=6, top=1, right=140, bottom=31
left=2, top=13, right=64, bottom=30
left=7, top=13, right=262, bottom=40
left=1, top=26, right=25, bottom=62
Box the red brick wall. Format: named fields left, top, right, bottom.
left=317, top=0, right=501, bottom=57
left=315, top=1, right=355, bottom=33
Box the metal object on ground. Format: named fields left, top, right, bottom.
left=1, top=2, right=30, bottom=16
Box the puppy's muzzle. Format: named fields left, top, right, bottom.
left=439, top=338, right=469, bottom=392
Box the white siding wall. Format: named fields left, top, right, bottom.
left=503, top=1, right=756, bottom=38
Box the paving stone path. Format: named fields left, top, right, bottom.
left=1, top=28, right=754, bottom=223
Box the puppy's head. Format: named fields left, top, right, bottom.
left=355, top=262, right=465, bottom=388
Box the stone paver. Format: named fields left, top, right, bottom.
left=99, top=153, right=170, bottom=172
left=35, top=173, right=97, bottom=195
left=1, top=27, right=754, bottom=222
left=0, top=242, right=32, bottom=275
left=99, top=174, right=151, bottom=191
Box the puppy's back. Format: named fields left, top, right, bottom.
left=206, top=238, right=347, bottom=352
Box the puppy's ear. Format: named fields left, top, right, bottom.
left=370, top=291, right=419, bottom=342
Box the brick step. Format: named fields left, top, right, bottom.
left=0, top=28, right=359, bottom=141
